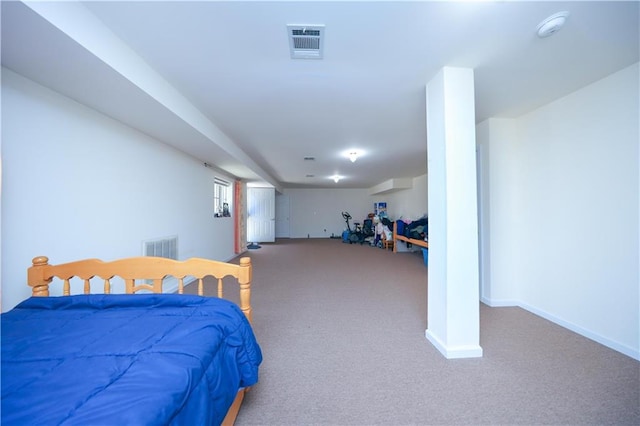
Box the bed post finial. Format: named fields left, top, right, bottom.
left=32, top=256, right=49, bottom=266
left=28, top=256, right=52, bottom=297
left=238, top=257, right=252, bottom=323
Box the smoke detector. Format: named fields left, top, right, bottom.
left=537, top=11, right=570, bottom=38
left=287, top=25, right=324, bottom=59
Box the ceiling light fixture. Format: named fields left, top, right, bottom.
left=536, top=11, right=570, bottom=38
left=331, top=175, right=341, bottom=183
left=349, top=151, right=358, bottom=163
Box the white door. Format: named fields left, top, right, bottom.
left=247, top=187, right=275, bottom=243
left=275, top=194, right=290, bottom=238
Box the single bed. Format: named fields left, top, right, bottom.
left=393, top=220, right=429, bottom=253
left=1, top=255, right=262, bottom=426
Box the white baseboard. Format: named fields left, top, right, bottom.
left=479, top=296, right=638, bottom=360
left=517, top=302, right=640, bottom=361
left=480, top=296, right=518, bottom=307
left=425, top=329, right=483, bottom=359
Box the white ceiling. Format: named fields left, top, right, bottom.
left=2, top=1, right=638, bottom=191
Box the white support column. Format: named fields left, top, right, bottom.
left=425, top=67, right=482, bottom=359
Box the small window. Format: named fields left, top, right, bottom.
left=214, top=178, right=232, bottom=217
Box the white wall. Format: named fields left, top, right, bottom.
left=281, top=175, right=428, bottom=239
left=480, top=62, right=639, bottom=359
left=384, top=174, right=428, bottom=220
left=282, top=188, right=371, bottom=238
left=477, top=118, right=520, bottom=304
left=1, top=69, right=236, bottom=311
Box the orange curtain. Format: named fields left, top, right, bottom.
left=234, top=180, right=247, bottom=254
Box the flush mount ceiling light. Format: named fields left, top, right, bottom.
left=342, top=148, right=365, bottom=163
left=330, top=175, right=342, bottom=183
left=537, top=11, right=570, bottom=38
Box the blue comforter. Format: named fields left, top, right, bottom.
left=1, top=294, right=262, bottom=425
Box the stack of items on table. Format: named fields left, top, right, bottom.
left=395, top=216, right=428, bottom=243
left=374, top=215, right=429, bottom=251
left=395, top=216, right=428, bottom=266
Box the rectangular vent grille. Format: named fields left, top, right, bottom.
left=144, top=236, right=178, bottom=260
left=293, top=35, right=320, bottom=50
left=292, top=29, right=320, bottom=37
left=288, top=25, right=324, bottom=59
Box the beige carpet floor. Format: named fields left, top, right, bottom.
left=195, top=238, right=639, bottom=425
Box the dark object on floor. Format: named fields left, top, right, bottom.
left=247, top=243, right=261, bottom=249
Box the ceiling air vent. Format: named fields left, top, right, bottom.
left=287, top=25, right=324, bottom=59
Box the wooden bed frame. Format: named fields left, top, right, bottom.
left=392, top=221, right=428, bottom=253
left=27, top=255, right=254, bottom=426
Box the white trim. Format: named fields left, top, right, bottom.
left=214, top=177, right=231, bottom=187
left=425, top=329, right=483, bottom=359
left=518, top=302, right=640, bottom=361
left=480, top=297, right=519, bottom=307
left=479, top=297, right=639, bottom=361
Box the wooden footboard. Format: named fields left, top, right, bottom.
left=27, top=255, right=254, bottom=424
left=392, top=221, right=428, bottom=253
left=28, top=255, right=253, bottom=322
left=222, top=388, right=246, bottom=426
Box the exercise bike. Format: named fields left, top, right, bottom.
left=341, top=212, right=365, bottom=244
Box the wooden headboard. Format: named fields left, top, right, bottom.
left=27, top=256, right=253, bottom=322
